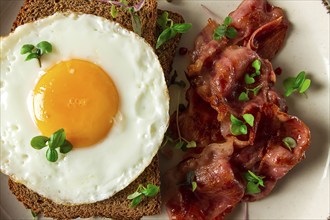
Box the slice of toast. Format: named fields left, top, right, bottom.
left=7, top=0, right=185, bottom=219
left=12, top=0, right=158, bottom=47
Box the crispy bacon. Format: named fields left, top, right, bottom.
left=165, top=0, right=309, bottom=219
left=258, top=105, right=311, bottom=178
left=165, top=139, right=245, bottom=220
left=189, top=19, right=228, bottom=75
left=189, top=0, right=289, bottom=76
left=173, top=88, right=224, bottom=147
left=188, top=44, right=281, bottom=120
left=238, top=104, right=311, bottom=201
left=229, top=0, right=289, bottom=58
left=247, top=16, right=289, bottom=60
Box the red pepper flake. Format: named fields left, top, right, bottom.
left=179, top=47, right=188, bottom=56
left=274, top=67, right=282, bottom=75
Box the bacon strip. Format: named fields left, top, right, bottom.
left=165, top=0, right=309, bottom=219
left=165, top=139, right=245, bottom=220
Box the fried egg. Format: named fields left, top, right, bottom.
left=0, top=12, right=169, bottom=204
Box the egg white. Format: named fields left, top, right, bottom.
left=0, top=12, right=169, bottom=204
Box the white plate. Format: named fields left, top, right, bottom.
left=1, top=0, right=329, bottom=219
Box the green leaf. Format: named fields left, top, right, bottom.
left=299, top=79, right=311, bottom=93
left=244, top=170, right=264, bottom=194
left=243, top=114, right=254, bottom=127
left=46, top=148, right=58, bottom=162
left=244, top=74, right=255, bottom=84
left=30, top=136, right=49, bottom=150
left=142, top=184, right=159, bottom=197
left=238, top=92, right=249, bottom=101
left=156, top=27, right=176, bottom=49
left=130, top=194, right=143, bottom=207
left=25, top=53, right=39, bottom=61
left=283, top=71, right=311, bottom=97
left=230, top=115, right=243, bottom=136
left=214, top=17, right=237, bottom=40
left=231, top=124, right=242, bottom=136
left=21, top=44, right=35, bottom=54
left=230, top=114, right=243, bottom=126
left=110, top=5, right=118, bottom=18
left=283, top=77, right=295, bottom=90
left=225, top=26, right=237, bottom=39
left=175, top=140, right=186, bottom=149
left=127, top=191, right=142, bottom=200
left=213, top=25, right=226, bottom=40
left=131, top=13, right=142, bottom=36
left=245, top=170, right=264, bottom=186
left=223, top=16, right=233, bottom=26
left=128, top=183, right=159, bottom=207
left=59, top=140, right=73, bottom=154
left=239, top=124, right=248, bottom=135
left=230, top=114, right=249, bottom=135
left=191, top=181, right=197, bottom=192
left=21, top=41, right=52, bottom=67
left=36, top=41, right=52, bottom=55
left=157, top=11, right=169, bottom=30
left=48, top=128, right=66, bottom=149
left=282, top=137, right=297, bottom=151
left=284, top=87, right=294, bottom=97
left=246, top=181, right=261, bottom=194
left=172, top=23, right=192, bottom=33
left=243, top=172, right=256, bottom=183
left=293, top=71, right=306, bottom=89
left=186, top=141, right=197, bottom=148
left=252, top=59, right=261, bottom=74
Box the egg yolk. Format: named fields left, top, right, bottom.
left=33, top=59, right=119, bottom=147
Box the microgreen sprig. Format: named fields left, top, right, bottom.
left=30, top=128, right=73, bottom=162
left=213, top=16, right=238, bottom=40
left=173, top=97, right=196, bottom=151
left=20, top=41, right=52, bottom=67
left=187, top=171, right=198, bottom=192
left=244, top=59, right=261, bottom=85
left=238, top=84, right=262, bottom=102
left=282, top=136, right=297, bottom=151
left=161, top=87, right=196, bottom=151
left=31, top=210, right=38, bottom=220
left=156, top=11, right=192, bottom=49
left=230, top=114, right=254, bottom=136
left=106, top=0, right=145, bottom=36
left=127, top=183, right=159, bottom=207
left=243, top=170, right=265, bottom=194
left=238, top=59, right=262, bottom=102
left=283, top=71, right=311, bottom=97
left=177, top=171, right=198, bottom=192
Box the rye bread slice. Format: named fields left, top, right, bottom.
left=7, top=1, right=185, bottom=219
left=9, top=157, right=160, bottom=220
left=11, top=0, right=158, bottom=47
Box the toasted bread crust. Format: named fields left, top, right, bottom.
left=7, top=1, right=185, bottom=219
